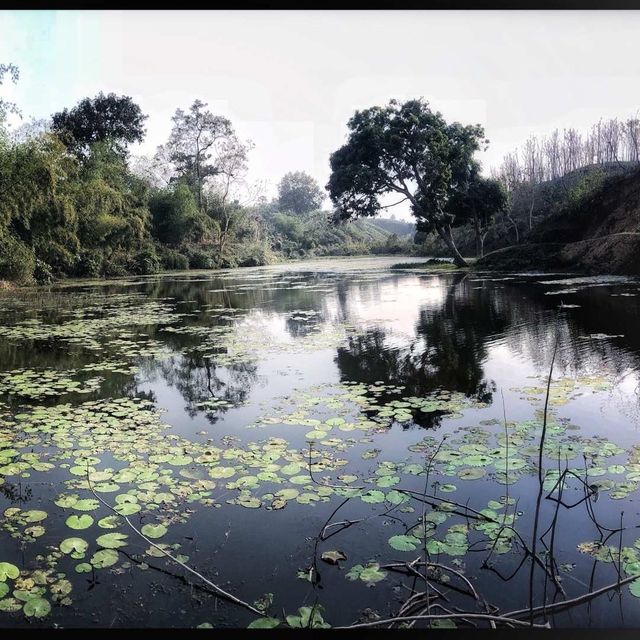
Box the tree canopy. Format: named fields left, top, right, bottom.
left=51, top=92, right=147, bottom=157
left=277, top=171, right=324, bottom=214
left=165, top=100, right=239, bottom=211
left=327, top=98, right=487, bottom=266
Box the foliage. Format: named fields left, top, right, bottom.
left=0, top=85, right=423, bottom=285
left=327, top=98, right=486, bottom=266
left=277, top=171, right=324, bottom=214
left=0, top=63, right=20, bottom=123
left=51, top=92, right=147, bottom=158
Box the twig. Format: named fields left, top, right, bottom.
left=86, top=465, right=263, bottom=616
left=339, top=612, right=550, bottom=629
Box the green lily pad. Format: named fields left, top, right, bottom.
left=141, top=523, right=168, bottom=539
left=98, top=515, right=122, bottom=529
left=23, top=597, right=51, bottom=618
left=60, top=538, right=89, bottom=555
left=97, top=533, right=128, bottom=549
left=22, top=510, right=48, bottom=523
left=73, top=499, right=100, bottom=512
left=360, top=490, right=385, bottom=504
left=458, top=468, right=486, bottom=480
left=630, top=579, right=640, bottom=598
left=75, top=563, right=93, bottom=574
left=0, top=597, right=22, bottom=612
left=0, top=562, right=19, bottom=581
left=248, top=617, right=280, bottom=629
left=90, top=548, right=119, bottom=568
left=388, top=535, right=421, bottom=551
left=66, top=514, right=94, bottom=530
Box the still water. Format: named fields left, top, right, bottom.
left=1, top=256, right=640, bottom=628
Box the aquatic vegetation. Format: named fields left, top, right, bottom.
left=0, top=369, right=103, bottom=400
left=0, top=264, right=639, bottom=627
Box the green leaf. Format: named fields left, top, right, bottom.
left=60, top=537, right=89, bottom=555
left=630, top=579, right=640, bottom=598
left=0, top=562, right=20, bottom=581
left=73, top=498, right=100, bottom=511
left=97, top=533, right=128, bottom=549
left=22, top=510, right=47, bottom=523
left=90, top=548, right=119, bottom=568
left=248, top=617, right=280, bottom=629
left=98, top=515, right=122, bottom=529
left=286, top=606, right=330, bottom=628
left=141, top=523, right=167, bottom=539
left=66, top=514, right=94, bottom=530
left=23, top=597, right=51, bottom=618
left=388, top=535, right=421, bottom=551
left=360, top=490, right=385, bottom=504
left=75, top=563, right=93, bottom=574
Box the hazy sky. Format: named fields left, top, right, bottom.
left=2, top=10, right=640, bottom=218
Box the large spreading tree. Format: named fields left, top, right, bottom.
left=51, top=92, right=147, bottom=158
left=327, top=98, right=487, bottom=266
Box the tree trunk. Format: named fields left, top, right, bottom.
left=473, top=210, right=482, bottom=259
left=528, top=189, right=535, bottom=231
left=480, top=230, right=489, bottom=258
left=436, top=225, right=468, bottom=267
left=506, top=214, right=520, bottom=244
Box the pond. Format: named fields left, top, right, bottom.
left=1, top=255, right=640, bottom=628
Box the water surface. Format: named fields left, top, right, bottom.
left=1, top=256, right=640, bottom=628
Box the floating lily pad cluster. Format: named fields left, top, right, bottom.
left=512, top=374, right=612, bottom=407
left=256, top=381, right=483, bottom=436
left=0, top=369, right=103, bottom=400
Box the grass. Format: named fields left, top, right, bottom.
left=390, top=259, right=464, bottom=271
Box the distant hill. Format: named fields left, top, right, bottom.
left=478, top=164, right=640, bottom=275
left=368, top=217, right=416, bottom=237
left=419, top=162, right=639, bottom=259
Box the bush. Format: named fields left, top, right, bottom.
left=158, top=246, right=189, bottom=271
left=237, top=241, right=274, bottom=267
left=185, top=246, right=214, bottom=269
left=74, top=249, right=103, bottom=278
left=102, top=251, right=128, bottom=278
left=0, top=233, right=36, bottom=284
left=33, top=259, right=54, bottom=284
left=128, top=246, right=160, bottom=275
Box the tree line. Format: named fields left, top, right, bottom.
left=0, top=65, right=419, bottom=285
left=7, top=59, right=630, bottom=278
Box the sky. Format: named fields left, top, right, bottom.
left=2, top=10, right=640, bottom=219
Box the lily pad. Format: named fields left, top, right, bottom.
left=248, top=617, right=280, bottom=629
left=90, top=548, right=119, bottom=568
left=66, top=514, right=94, bottom=530
left=23, top=597, right=51, bottom=618
left=60, top=538, right=89, bottom=555
left=321, top=550, right=347, bottom=565
left=141, top=523, right=168, bottom=539
left=97, top=533, right=128, bottom=549
left=388, top=535, right=421, bottom=551
left=0, top=562, right=19, bottom=581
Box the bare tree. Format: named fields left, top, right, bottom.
left=166, top=99, right=237, bottom=212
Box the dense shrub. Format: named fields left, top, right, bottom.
left=0, top=233, right=36, bottom=283
left=74, top=249, right=103, bottom=278
left=158, top=246, right=189, bottom=271
left=128, top=246, right=160, bottom=275
left=185, top=246, right=215, bottom=270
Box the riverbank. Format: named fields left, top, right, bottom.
left=0, top=253, right=426, bottom=292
